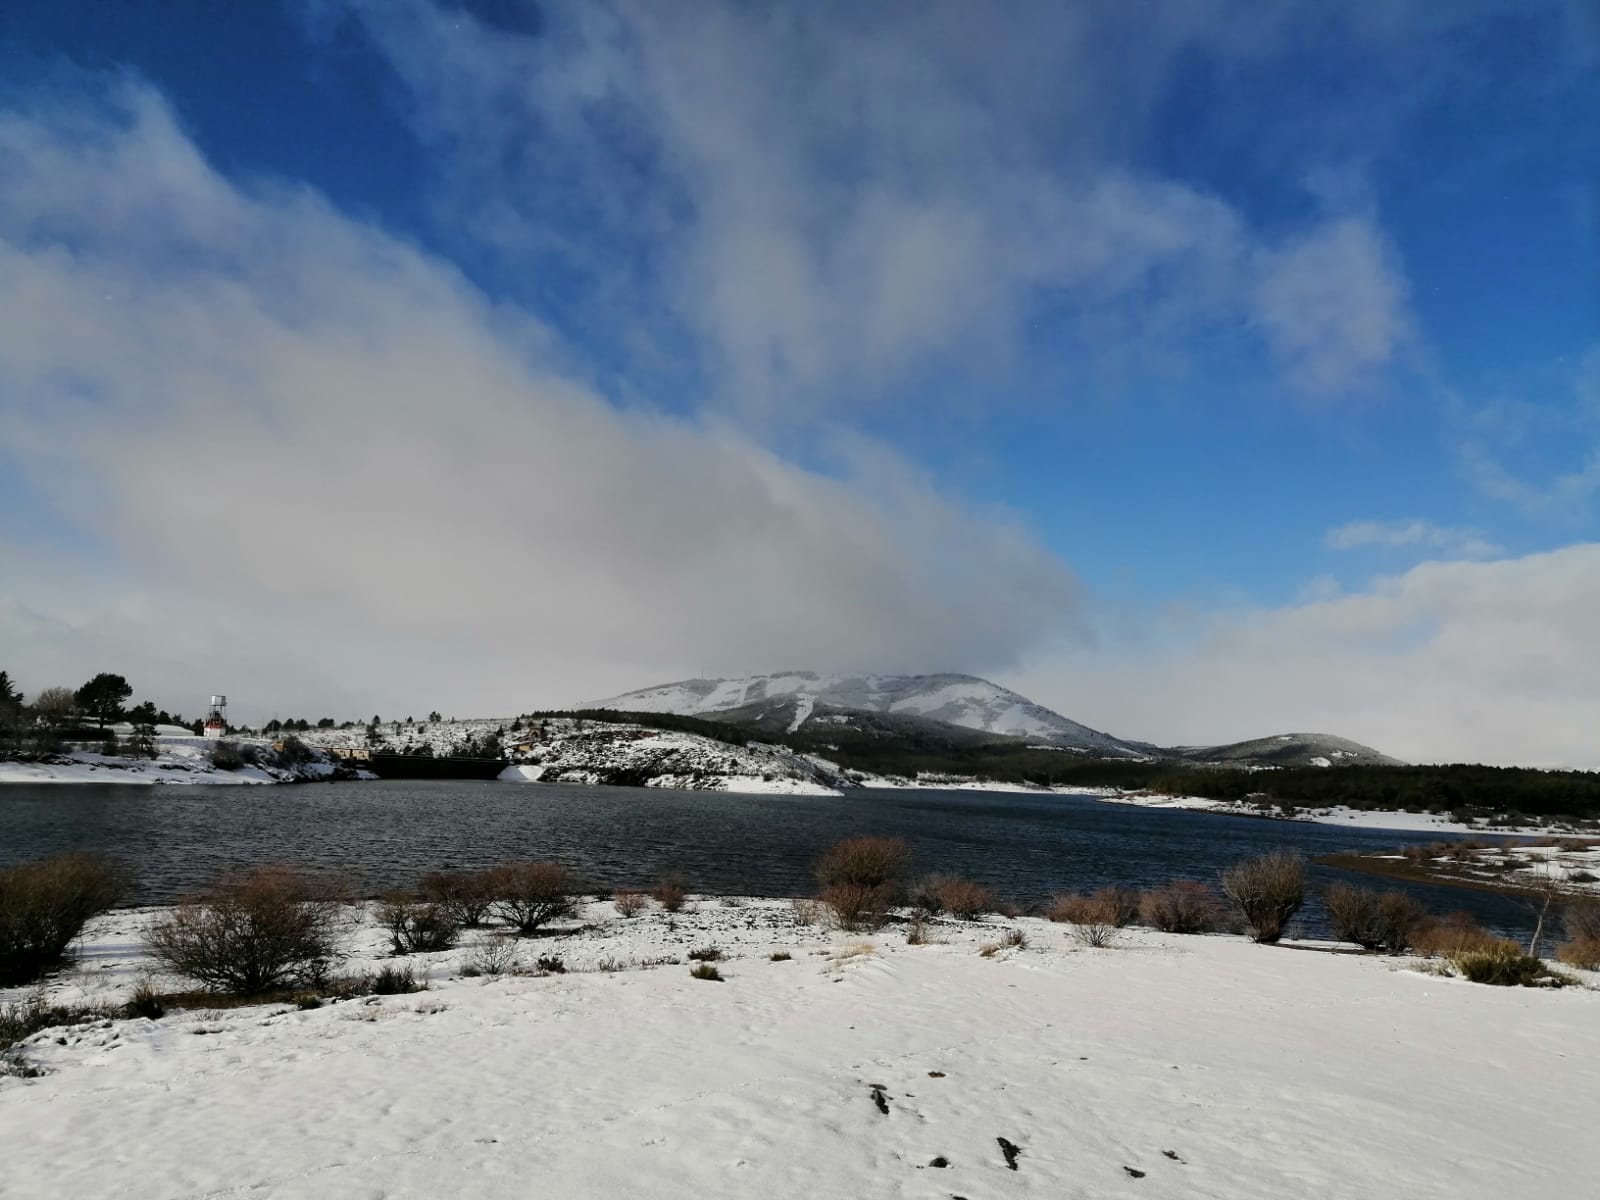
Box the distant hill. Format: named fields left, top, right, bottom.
left=588, top=672, right=1150, bottom=757
left=1176, top=733, right=1403, bottom=769
left=586, top=672, right=1398, bottom=769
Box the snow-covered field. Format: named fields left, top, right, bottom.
left=0, top=736, right=345, bottom=787
left=1094, top=789, right=1600, bottom=837
left=4, top=899, right=1597, bottom=1199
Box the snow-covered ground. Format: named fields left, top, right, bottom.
left=0, top=736, right=348, bottom=786
left=1352, top=841, right=1600, bottom=898
left=4, top=899, right=1596, bottom=1199
left=1093, top=790, right=1600, bottom=837
left=297, top=716, right=851, bottom=795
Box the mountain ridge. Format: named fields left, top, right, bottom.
left=588, top=672, right=1399, bottom=768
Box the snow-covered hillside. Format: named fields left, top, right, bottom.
left=589, top=672, right=1145, bottom=756
left=1178, top=733, right=1403, bottom=769
left=295, top=718, right=849, bottom=796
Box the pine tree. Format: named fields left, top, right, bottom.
left=0, top=670, right=21, bottom=708
left=76, top=674, right=133, bottom=729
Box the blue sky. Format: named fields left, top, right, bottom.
left=2, top=1, right=1598, bottom=764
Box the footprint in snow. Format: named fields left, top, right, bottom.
left=996, top=1137, right=1022, bottom=1170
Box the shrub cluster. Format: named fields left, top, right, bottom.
left=1558, top=898, right=1600, bottom=969
left=486, top=862, right=576, bottom=935
left=1448, top=940, right=1559, bottom=987
left=1139, top=880, right=1223, bottom=934
left=1410, top=912, right=1501, bottom=959
left=144, top=867, right=344, bottom=995
left=614, top=890, right=649, bottom=918
left=652, top=874, right=688, bottom=913
left=816, top=836, right=910, bottom=930
left=0, top=853, right=126, bottom=986
left=376, top=895, right=461, bottom=955
left=1220, top=851, right=1306, bottom=943
left=1322, top=883, right=1426, bottom=952
left=910, top=874, right=994, bottom=919
left=420, top=869, right=500, bottom=928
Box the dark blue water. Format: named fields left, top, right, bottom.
left=0, top=780, right=1538, bottom=936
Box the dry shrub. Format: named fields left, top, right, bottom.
left=905, top=913, right=930, bottom=945
left=420, top=869, right=498, bottom=928
left=1092, top=885, right=1141, bottom=928
left=614, top=890, right=649, bottom=918
left=815, top=836, right=910, bottom=894
left=652, top=874, right=688, bottom=913
left=1322, top=883, right=1426, bottom=953
left=1556, top=938, right=1600, bottom=970
left=790, top=897, right=825, bottom=926
left=461, top=934, right=518, bottom=977
left=1220, top=851, right=1306, bottom=944
left=769, top=951, right=792, bottom=961
left=1047, top=893, right=1120, bottom=947
left=909, top=874, right=993, bottom=918
left=1410, top=912, right=1499, bottom=958
left=1139, top=880, right=1222, bottom=934
left=822, top=881, right=895, bottom=930
left=1001, top=927, right=1027, bottom=950
left=687, top=946, right=723, bottom=962
left=485, top=862, right=576, bottom=935
left=934, top=877, right=995, bottom=920
left=1449, top=940, right=1557, bottom=987
left=689, top=962, right=723, bottom=982
left=816, top=836, right=910, bottom=930
left=1565, top=897, right=1600, bottom=943
left=0, top=853, right=127, bottom=986
left=145, top=867, right=345, bottom=995
left=978, top=942, right=1000, bottom=958
left=376, top=895, right=461, bottom=955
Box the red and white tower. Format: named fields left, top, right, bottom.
left=203, top=695, right=228, bottom=739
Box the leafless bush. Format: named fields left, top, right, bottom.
left=614, top=890, right=649, bottom=919
left=1409, top=912, right=1500, bottom=958
left=1220, top=851, right=1306, bottom=943
left=1557, top=937, right=1600, bottom=970
left=1322, top=883, right=1427, bottom=952
left=790, top=897, right=826, bottom=926
left=461, top=934, right=518, bottom=978
left=420, top=869, right=498, bottom=928
left=687, top=946, right=723, bottom=962
left=815, top=836, right=910, bottom=929
left=651, top=874, right=688, bottom=913
left=1565, top=897, right=1600, bottom=943
left=0, top=853, right=127, bottom=986
left=1001, top=927, right=1027, bottom=950
left=905, top=913, right=930, bottom=945
left=144, top=867, right=345, bottom=994
left=933, top=877, right=995, bottom=919
left=1139, top=880, right=1222, bottom=934
left=376, top=895, right=461, bottom=954
left=689, top=962, right=723, bottom=982
left=485, top=862, right=577, bottom=935
left=822, top=881, right=895, bottom=930
left=1047, top=893, right=1120, bottom=947
left=815, top=836, right=910, bottom=895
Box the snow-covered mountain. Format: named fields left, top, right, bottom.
left=1177, top=733, right=1403, bottom=769
left=587, top=672, right=1148, bottom=757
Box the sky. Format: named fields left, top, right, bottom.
left=1, top=0, right=1598, bottom=767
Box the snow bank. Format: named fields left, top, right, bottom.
left=3, top=899, right=1596, bottom=1199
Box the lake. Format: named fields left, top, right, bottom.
left=0, top=780, right=1540, bottom=937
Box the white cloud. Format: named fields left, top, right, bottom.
left=1325, top=519, right=1501, bottom=559
left=0, top=80, right=1081, bottom=720
left=1008, top=544, right=1600, bottom=768
left=330, top=0, right=1416, bottom=408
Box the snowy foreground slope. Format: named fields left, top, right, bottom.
left=5, top=901, right=1597, bottom=1200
